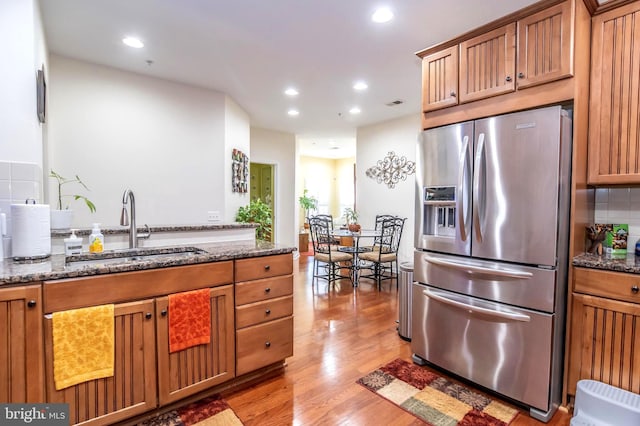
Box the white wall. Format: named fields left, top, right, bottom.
left=250, top=127, right=296, bottom=248
left=356, top=114, right=421, bottom=264
left=224, top=96, right=251, bottom=222
left=48, top=55, right=250, bottom=228
left=0, top=0, right=47, bottom=166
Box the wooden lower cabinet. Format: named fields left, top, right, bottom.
left=0, top=284, right=44, bottom=402
left=156, top=284, right=235, bottom=405
left=44, top=300, right=157, bottom=425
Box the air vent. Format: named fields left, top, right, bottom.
left=385, top=99, right=404, bottom=106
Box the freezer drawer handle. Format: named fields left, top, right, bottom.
left=424, top=289, right=531, bottom=322
left=423, top=254, right=533, bottom=279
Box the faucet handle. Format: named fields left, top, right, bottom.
left=138, top=224, right=151, bottom=240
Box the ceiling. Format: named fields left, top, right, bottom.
left=39, top=0, right=539, bottom=158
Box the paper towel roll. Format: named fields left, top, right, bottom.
left=11, top=202, right=51, bottom=259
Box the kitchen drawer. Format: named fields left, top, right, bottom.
left=236, top=316, right=293, bottom=376
left=235, top=275, right=293, bottom=306
left=236, top=295, right=293, bottom=329
left=574, top=268, right=640, bottom=304
left=235, top=253, right=293, bottom=282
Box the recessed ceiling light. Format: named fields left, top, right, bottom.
left=349, top=107, right=361, bottom=114
left=122, top=36, right=144, bottom=48
left=284, top=88, right=299, bottom=96
left=353, top=81, right=368, bottom=91
left=372, top=7, right=393, bottom=23
left=288, top=109, right=300, bottom=116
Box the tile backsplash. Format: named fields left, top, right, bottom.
left=0, top=161, right=43, bottom=258
left=594, top=187, right=640, bottom=252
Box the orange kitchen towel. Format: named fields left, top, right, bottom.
left=169, top=288, right=211, bottom=353
left=52, top=304, right=114, bottom=390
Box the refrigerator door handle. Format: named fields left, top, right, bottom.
left=423, top=254, right=534, bottom=279
left=423, top=289, right=531, bottom=322
left=457, top=135, right=469, bottom=241
left=472, top=133, right=485, bottom=243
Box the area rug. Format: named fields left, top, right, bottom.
left=136, top=394, right=243, bottom=426
left=357, top=358, right=519, bottom=426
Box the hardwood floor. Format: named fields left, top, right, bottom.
left=223, top=255, right=571, bottom=425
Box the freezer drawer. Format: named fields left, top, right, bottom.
left=411, top=283, right=553, bottom=412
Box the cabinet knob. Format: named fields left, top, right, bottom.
left=265, top=341, right=271, bottom=348
left=161, top=309, right=168, bottom=316
left=145, top=312, right=152, bottom=320
left=632, top=285, right=639, bottom=294
left=449, top=91, right=456, bottom=98
left=518, top=72, right=525, bottom=79
left=265, top=287, right=271, bottom=293
left=27, top=300, right=36, bottom=308
left=505, top=76, right=512, bottom=82
left=265, top=309, right=271, bottom=315
left=264, top=265, right=271, bottom=271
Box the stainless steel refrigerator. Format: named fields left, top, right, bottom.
left=412, top=105, right=572, bottom=422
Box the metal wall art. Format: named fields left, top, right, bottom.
left=232, top=149, right=249, bottom=193
left=365, top=151, right=416, bottom=189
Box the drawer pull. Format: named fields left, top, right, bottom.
left=505, top=76, right=512, bottom=82
left=145, top=312, right=152, bottom=320
left=450, top=91, right=456, bottom=98
left=264, top=265, right=271, bottom=271
left=632, top=285, right=639, bottom=294
left=265, top=287, right=271, bottom=293
left=161, top=309, right=168, bottom=316
left=27, top=300, right=37, bottom=308
left=518, top=72, right=525, bottom=78
left=265, top=309, right=271, bottom=315
left=265, top=341, right=271, bottom=348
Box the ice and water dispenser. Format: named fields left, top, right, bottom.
left=422, top=186, right=456, bottom=238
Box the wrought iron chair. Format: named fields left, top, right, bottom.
left=308, top=216, right=352, bottom=289
left=357, top=217, right=406, bottom=290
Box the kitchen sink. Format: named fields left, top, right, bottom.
left=65, top=246, right=207, bottom=267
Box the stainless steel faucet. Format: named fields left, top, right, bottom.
left=120, top=189, right=150, bottom=248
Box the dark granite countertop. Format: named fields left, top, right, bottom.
left=573, top=252, right=640, bottom=274
left=0, top=240, right=295, bottom=286
left=50, top=222, right=257, bottom=237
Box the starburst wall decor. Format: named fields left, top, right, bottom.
left=365, top=151, right=416, bottom=189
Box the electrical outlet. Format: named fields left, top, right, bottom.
left=207, top=211, right=221, bottom=222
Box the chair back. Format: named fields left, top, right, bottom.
left=376, top=217, right=406, bottom=254
left=374, top=215, right=395, bottom=230
left=314, top=214, right=334, bottom=230
left=309, top=216, right=333, bottom=255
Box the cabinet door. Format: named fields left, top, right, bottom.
left=459, top=23, right=516, bottom=103
left=516, top=0, right=573, bottom=89
left=422, top=46, right=459, bottom=112
left=156, top=285, right=235, bottom=405
left=588, top=2, right=640, bottom=184
left=0, top=285, right=43, bottom=402
left=568, top=293, right=640, bottom=396
left=44, top=299, right=157, bottom=425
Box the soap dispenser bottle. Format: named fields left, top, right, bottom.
left=64, top=229, right=83, bottom=255
left=89, top=223, right=104, bottom=253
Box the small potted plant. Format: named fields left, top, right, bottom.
left=298, top=189, right=318, bottom=229
left=236, top=198, right=273, bottom=241
left=49, top=170, right=96, bottom=229
left=344, top=207, right=360, bottom=232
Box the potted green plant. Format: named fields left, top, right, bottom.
left=344, top=207, right=360, bottom=232
left=236, top=198, right=273, bottom=241
left=49, top=170, right=96, bottom=229
left=299, top=189, right=318, bottom=229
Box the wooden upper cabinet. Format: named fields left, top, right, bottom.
left=588, top=2, right=640, bottom=184
left=516, top=0, right=574, bottom=89
left=422, top=46, right=459, bottom=112
left=459, top=23, right=516, bottom=103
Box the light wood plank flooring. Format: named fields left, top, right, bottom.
left=224, top=255, right=571, bottom=425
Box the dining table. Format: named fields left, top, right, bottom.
left=331, top=229, right=381, bottom=287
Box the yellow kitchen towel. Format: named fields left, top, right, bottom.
left=52, top=304, right=115, bottom=390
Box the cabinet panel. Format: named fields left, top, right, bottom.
left=516, top=0, right=574, bottom=88
left=574, top=267, right=640, bottom=304
left=235, top=253, right=293, bottom=282
left=236, top=317, right=293, bottom=376
left=235, top=275, right=293, bottom=305
left=44, top=300, right=157, bottom=425
left=236, top=295, right=293, bottom=329
left=568, top=293, right=640, bottom=395
left=588, top=2, right=640, bottom=184
left=156, top=285, right=235, bottom=405
left=0, top=285, right=43, bottom=403
left=422, top=46, right=459, bottom=112
left=459, top=23, right=516, bottom=103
